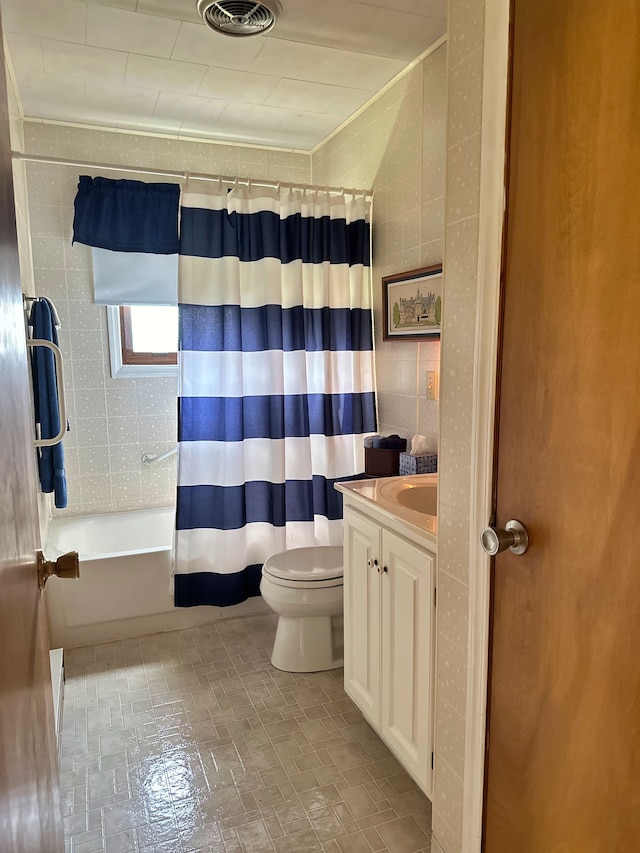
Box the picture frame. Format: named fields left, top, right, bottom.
left=382, top=264, right=443, bottom=341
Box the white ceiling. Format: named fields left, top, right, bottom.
left=2, top=0, right=447, bottom=150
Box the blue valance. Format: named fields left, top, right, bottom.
left=73, top=175, right=180, bottom=254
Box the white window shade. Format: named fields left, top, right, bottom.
left=92, top=247, right=178, bottom=306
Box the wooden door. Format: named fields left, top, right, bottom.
left=343, top=508, right=381, bottom=726
left=381, top=531, right=434, bottom=795
left=0, top=19, right=64, bottom=853
left=484, top=0, right=640, bottom=849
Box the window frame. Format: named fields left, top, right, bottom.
left=119, top=306, right=178, bottom=367
left=107, top=305, right=178, bottom=379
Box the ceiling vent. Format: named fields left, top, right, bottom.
left=196, top=0, right=282, bottom=37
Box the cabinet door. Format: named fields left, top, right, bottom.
left=343, top=509, right=381, bottom=727
left=381, top=530, right=435, bottom=793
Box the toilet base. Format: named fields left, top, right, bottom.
left=271, top=614, right=343, bottom=673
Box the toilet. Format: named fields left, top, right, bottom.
left=260, top=546, right=344, bottom=673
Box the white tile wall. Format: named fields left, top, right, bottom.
left=432, top=1, right=486, bottom=850
left=23, top=122, right=311, bottom=516
left=8, top=77, right=33, bottom=297
left=5, top=61, right=52, bottom=547
left=313, top=45, right=447, bottom=450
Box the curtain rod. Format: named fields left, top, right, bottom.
left=11, top=152, right=372, bottom=199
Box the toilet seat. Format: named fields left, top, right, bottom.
left=262, top=546, right=343, bottom=590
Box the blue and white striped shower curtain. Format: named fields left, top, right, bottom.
left=173, top=181, right=376, bottom=607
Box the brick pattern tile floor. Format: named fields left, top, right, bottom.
left=59, top=613, right=432, bottom=852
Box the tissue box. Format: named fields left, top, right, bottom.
left=399, top=452, right=438, bottom=475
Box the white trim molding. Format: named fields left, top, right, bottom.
left=20, top=117, right=310, bottom=157
left=463, top=0, right=511, bottom=850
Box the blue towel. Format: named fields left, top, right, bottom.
left=29, top=298, right=68, bottom=509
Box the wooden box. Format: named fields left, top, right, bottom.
left=364, top=447, right=401, bottom=477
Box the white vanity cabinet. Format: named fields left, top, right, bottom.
left=343, top=502, right=436, bottom=798
left=344, top=509, right=382, bottom=724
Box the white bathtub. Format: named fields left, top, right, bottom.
left=47, top=506, right=175, bottom=561
left=44, top=507, right=267, bottom=648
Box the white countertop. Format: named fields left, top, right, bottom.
left=335, top=474, right=438, bottom=544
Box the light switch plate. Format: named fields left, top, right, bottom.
left=426, top=370, right=439, bottom=401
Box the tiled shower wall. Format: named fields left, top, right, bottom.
left=5, top=61, right=52, bottom=544
left=8, top=78, right=33, bottom=297
left=313, top=43, right=447, bottom=450
left=23, top=122, right=310, bottom=516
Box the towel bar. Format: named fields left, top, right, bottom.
left=141, top=446, right=177, bottom=465
left=27, top=338, right=67, bottom=448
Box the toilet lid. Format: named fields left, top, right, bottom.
left=263, top=546, right=343, bottom=582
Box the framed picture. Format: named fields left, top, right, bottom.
left=382, top=264, right=443, bottom=341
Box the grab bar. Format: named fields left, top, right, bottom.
left=27, top=338, right=67, bottom=448
left=141, top=446, right=177, bottom=465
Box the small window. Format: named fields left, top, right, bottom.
left=107, top=305, right=178, bottom=378
left=120, top=306, right=178, bottom=366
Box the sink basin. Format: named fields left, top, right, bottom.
left=377, top=477, right=438, bottom=517
left=335, top=474, right=437, bottom=535
left=395, top=484, right=438, bottom=515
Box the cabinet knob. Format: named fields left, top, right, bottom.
left=383, top=565, right=388, bottom=573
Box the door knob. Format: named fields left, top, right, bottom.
left=480, top=520, right=529, bottom=556
left=37, top=550, right=80, bottom=589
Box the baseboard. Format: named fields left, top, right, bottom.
left=54, top=597, right=270, bottom=648
left=431, top=836, right=445, bottom=853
